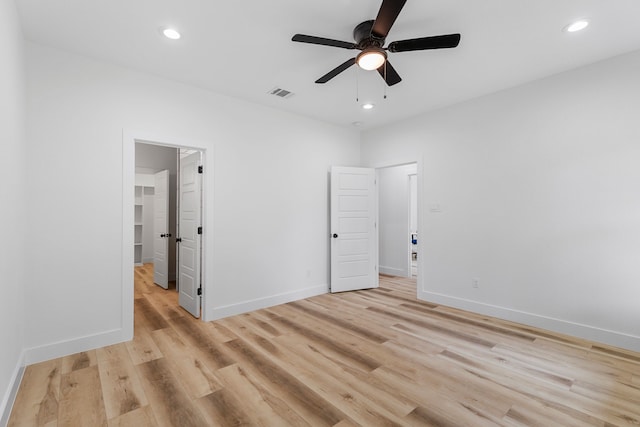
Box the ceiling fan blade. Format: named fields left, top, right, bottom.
left=292, top=34, right=357, bottom=50
left=316, top=58, right=357, bottom=84
left=371, top=0, right=407, bottom=39
left=388, top=33, right=461, bottom=52
left=377, top=60, right=402, bottom=86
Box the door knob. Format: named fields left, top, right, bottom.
left=332, top=233, right=339, bottom=238
left=160, top=233, right=166, bottom=237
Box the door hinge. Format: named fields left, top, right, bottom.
left=198, top=165, right=203, bottom=174
left=197, top=287, right=202, bottom=296
left=197, top=226, right=202, bottom=235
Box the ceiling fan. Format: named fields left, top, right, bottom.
left=292, top=0, right=461, bottom=86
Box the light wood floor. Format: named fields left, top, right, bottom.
left=8, top=264, right=640, bottom=426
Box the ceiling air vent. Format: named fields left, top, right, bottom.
left=269, top=87, right=294, bottom=99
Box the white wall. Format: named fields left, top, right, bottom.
left=362, top=49, right=640, bottom=351
left=378, top=164, right=416, bottom=277
left=0, top=0, right=26, bottom=422
left=24, top=42, right=360, bottom=363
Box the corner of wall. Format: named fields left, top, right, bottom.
left=379, top=265, right=409, bottom=277
left=0, top=351, right=25, bottom=427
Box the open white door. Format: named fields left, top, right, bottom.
left=153, top=170, right=170, bottom=289
left=177, top=151, right=202, bottom=318
left=330, top=166, right=378, bottom=293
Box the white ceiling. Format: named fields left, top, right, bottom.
left=16, top=0, right=640, bottom=130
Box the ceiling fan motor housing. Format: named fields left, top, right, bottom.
left=353, top=20, right=384, bottom=48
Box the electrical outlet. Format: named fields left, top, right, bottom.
left=472, top=278, right=479, bottom=288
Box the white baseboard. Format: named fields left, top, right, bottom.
left=205, top=284, right=329, bottom=321
left=379, top=265, right=410, bottom=277
left=24, top=328, right=127, bottom=366
left=0, top=351, right=25, bottom=427
left=419, top=290, right=640, bottom=353
left=21, top=283, right=329, bottom=364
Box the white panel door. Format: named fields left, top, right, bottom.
left=153, top=170, right=169, bottom=289
left=330, top=166, right=378, bottom=293
left=178, top=152, right=202, bottom=318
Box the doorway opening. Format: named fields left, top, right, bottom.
left=376, top=162, right=419, bottom=285
left=134, top=142, right=204, bottom=320
left=123, top=131, right=211, bottom=341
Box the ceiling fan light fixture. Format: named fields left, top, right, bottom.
left=357, top=47, right=387, bottom=71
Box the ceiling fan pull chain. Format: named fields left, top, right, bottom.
left=356, top=66, right=360, bottom=103
left=384, top=62, right=388, bottom=99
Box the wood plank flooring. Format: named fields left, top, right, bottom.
left=8, top=264, right=640, bottom=426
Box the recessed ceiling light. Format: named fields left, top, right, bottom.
left=162, top=28, right=181, bottom=40
left=564, top=20, right=589, bottom=33
left=362, top=103, right=375, bottom=110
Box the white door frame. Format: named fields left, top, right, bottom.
left=122, top=130, right=212, bottom=340
left=372, top=157, right=424, bottom=297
